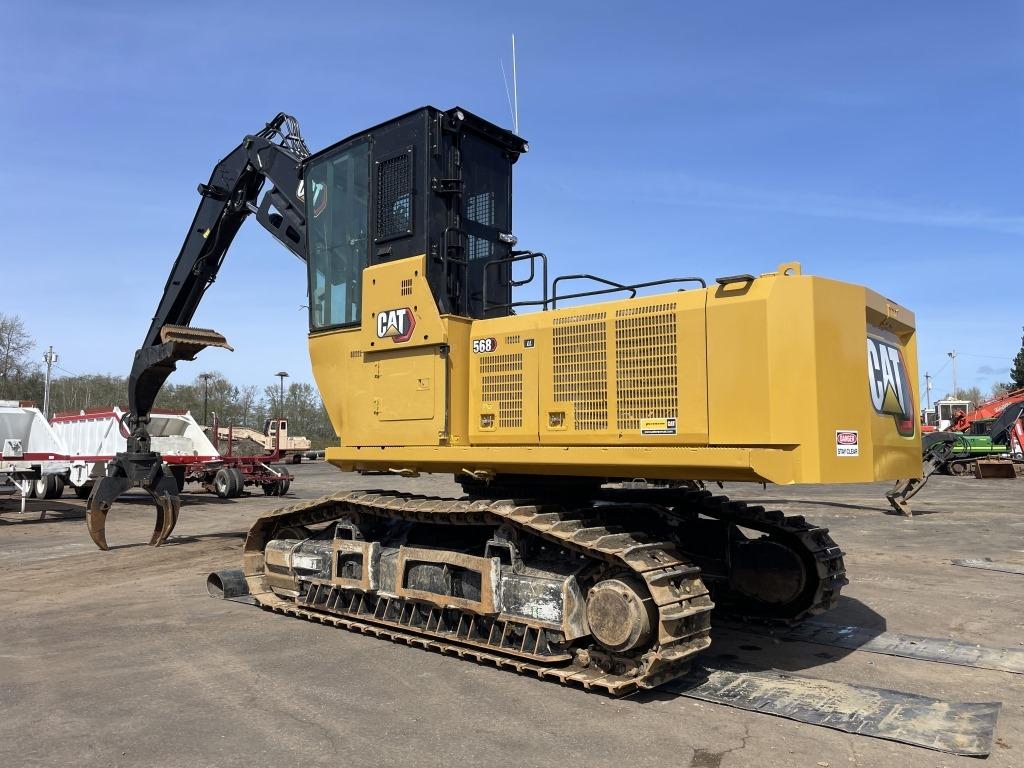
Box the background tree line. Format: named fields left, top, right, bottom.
left=0, top=313, right=336, bottom=449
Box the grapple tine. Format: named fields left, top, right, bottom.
left=85, top=498, right=111, bottom=551
left=149, top=499, right=167, bottom=547
left=86, top=475, right=131, bottom=551
left=169, top=495, right=180, bottom=536
left=148, top=491, right=180, bottom=546
left=885, top=487, right=913, bottom=517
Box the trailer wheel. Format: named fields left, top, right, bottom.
left=228, top=468, right=245, bottom=497
left=214, top=468, right=235, bottom=499
left=74, top=483, right=92, bottom=500
left=278, top=477, right=291, bottom=496
left=34, top=476, right=63, bottom=499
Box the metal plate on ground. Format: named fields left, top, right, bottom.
left=665, top=664, right=1001, bottom=756
left=224, top=594, right=258, bottom=605
left=952, top=558, right=1024, bottom=575
left=779, top=621, right=1024, bottom=675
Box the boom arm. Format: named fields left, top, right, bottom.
left=126, top=114, right=310, bottom=446
left=86, top=114, right=312, bottom=551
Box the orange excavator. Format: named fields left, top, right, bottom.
left=948, top=388, right=1024, bottom=451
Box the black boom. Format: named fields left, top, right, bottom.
left=88, top=114, right=311, bottom=549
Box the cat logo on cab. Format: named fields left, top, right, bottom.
left=376, top=307, right=416, bottom=343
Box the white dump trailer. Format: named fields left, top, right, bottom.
left=51, top=407, right=291, bottom=498
left=51, top=407, right=218, bottom=493
left=0, top=400, right=71, bottom=508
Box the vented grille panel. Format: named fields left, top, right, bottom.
left=400, top=278, right=413, bottom=296
left=552, top=312, right=608, bottom=431
left=466, top=192, right=494, bottom=261
left=615, top=303, right=678, bottom=430
left=376, top=152, right=412, bottom=240
left=480, top=353, right=524, bottom=429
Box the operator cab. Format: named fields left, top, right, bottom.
left=303, top=107, right=527, bottom=331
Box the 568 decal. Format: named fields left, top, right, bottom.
left=472, top=338, right=498, bottom=354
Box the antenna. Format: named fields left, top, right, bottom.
left=498, top=35, right=521, bottom=135
left=511, top=34, right=519, bottom=135
left=499, top=58, right=514, bottom=128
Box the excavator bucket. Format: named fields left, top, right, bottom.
left=974, top=459, right=1017, bottom=479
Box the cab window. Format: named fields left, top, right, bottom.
left=306, top=141, right=370, bottom=329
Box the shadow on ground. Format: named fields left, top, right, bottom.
left=635, top=596, right=888, bottom=705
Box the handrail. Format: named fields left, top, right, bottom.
left=549, top=275, right=706, bottom=309
left=480, top=254, right=707, bottom=314
left=482, top=251, right=548, bottom=316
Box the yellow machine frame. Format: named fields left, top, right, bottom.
left=310, top=256, right=920, bottom=485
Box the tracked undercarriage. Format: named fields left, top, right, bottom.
left=240, top=484, right=847, bottom=695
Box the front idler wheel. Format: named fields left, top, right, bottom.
left=585, top=575, right=656, bottom=654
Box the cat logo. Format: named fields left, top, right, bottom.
left=866, top=337, right=915, bottom=437
left=376, top=307, right=416, bottom=343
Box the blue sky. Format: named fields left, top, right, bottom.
left=1, top=1, right=1020, bottom=403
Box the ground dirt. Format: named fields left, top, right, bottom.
left=2, top=465, right=1022, bottom=768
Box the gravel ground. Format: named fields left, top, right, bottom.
left=1, top=464, right=1021, bottom=767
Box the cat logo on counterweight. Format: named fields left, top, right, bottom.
left=866, top=337, right=915, bottom=437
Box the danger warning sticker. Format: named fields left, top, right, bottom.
left=641, top=417, right=677, bottom=436
left=836, top=430, right=859, bottom=457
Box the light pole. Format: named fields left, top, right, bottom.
left=275, top=371, right=289, bottom=421
left=42, top=346, right=58, bottom=418
left=199, top=373, right=214, bottom=426
left=947, top=350, right=958, bottom=399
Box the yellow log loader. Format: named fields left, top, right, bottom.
left=90, top=107, right=920, bottom=694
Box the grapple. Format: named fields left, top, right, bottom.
left=86, top=325, right=230, bottom=550
left=885, top=432, right=959, bottom=516
left=86, top=468, right=181, bottom=550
